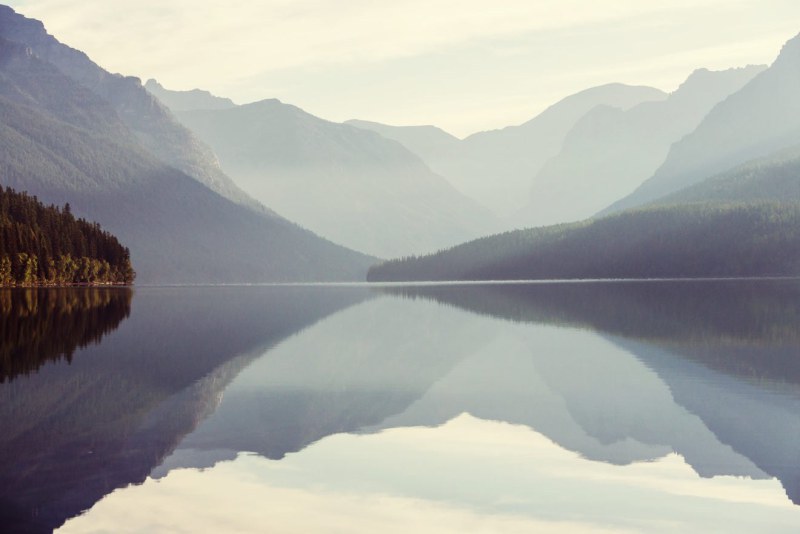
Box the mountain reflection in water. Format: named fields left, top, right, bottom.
left=0, top=285, right=370, bottom=532
left=2, top=281, right=800, bottom=532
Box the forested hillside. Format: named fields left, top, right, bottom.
left=0, top=187, right=134, bottom=285
left=368, top=202, right=800, bottom=281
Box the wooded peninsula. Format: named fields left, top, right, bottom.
left=0, top=187, right=135, bottom=286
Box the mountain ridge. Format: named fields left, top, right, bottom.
left=0, top=5, right=260, bottom=211
left=144, top=78, right=236, bottom=111
left=514, top=65, right=764, bottom=227
left=172, top=94, right=500, bottom=258
left=349, top=83, right=667, bottom=218
left=0, top=7, right=374, bottom=283
left=604, top=31, right=800, bottom=214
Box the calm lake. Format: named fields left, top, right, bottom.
left=2, top=280, right=800, bottom=532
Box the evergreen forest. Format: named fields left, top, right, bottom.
left=0, top=187, right=135, bottom=286
left=368, top=202, right=800, bottom=281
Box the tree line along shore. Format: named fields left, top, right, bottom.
left=0, top=187, right=135, bottom=287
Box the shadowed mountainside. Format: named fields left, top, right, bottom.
left=0, top=7, right=374, bottom=283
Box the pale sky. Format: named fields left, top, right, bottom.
left=6, top=0, right=800, bottom=136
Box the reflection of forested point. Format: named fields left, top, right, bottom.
left=382, top=280, right=800, bottom=383
left=0, top=288, right=132, bottom=382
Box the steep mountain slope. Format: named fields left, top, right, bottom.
left=144, top=78, right=235, bottom=111
left=606, top=32, right=800, bottom=213
left=0, top=9, right=373, bottom=283
left=515, top=66, right=764, bottom=227
left=0, top=5, right=256, bottom=210
left=176, top=99, right=499, bottom=258
left=426, top=84, right=667, bottom=216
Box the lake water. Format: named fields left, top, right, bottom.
left=2, top=280, right=800, bottom=532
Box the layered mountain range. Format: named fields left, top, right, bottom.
left=515, top=65, right=764, bottom=226
left=148, top=88, right=499, bottom=258
left=0, top=6, right=373, bottom=283
left=2, top=4, right=798, bottom=283
left=606, top=32, right=800, bottom=213
left=368, top=32, right=800, bottom=281
left=350, top=83, right=667, bottom=217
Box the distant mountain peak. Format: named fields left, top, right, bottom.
left=602, top=31, right=800, bottom=214
left=772, top=31, right=800, bottom=67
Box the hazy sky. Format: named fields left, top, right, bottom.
left=7, top=0, right=800, bottom=136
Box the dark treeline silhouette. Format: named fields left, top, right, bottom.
left=368, top=202, right=800, bottom=281
left=0, top=287, right=132, bottom=382
left=0, top=186, right=135, bottom=285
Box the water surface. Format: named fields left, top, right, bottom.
left=1, top=281, right=800, bottom=532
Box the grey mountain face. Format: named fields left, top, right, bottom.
left=653, top=143, right=800, bottom=206
left=605, top=32, right=800, bottom=213
left=144, top=79, right=236, bottom=111
left=514, top=66, right=764, bottom=227
left=0, top=6, right=257, bottom=210
left=0, top=7, right=373, bottom=283
left=174, top=98, right=500, bottom=259
left=345, top=119, right=461, bottom=168
left=409, top=84, right=667, bottom=217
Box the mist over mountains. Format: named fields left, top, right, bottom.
left=0, top=5, right=373, bottom=283
left=1, top=3, right=798, bottom=283
left=606, top=32, right=800, bottom=214
left=515, top=65, right=764, bottom=227
left=350, top=83, right=667, bottom=218
left=367, top=29, right=800, bottom=281
left=150, top=89, right=499, bottom=259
